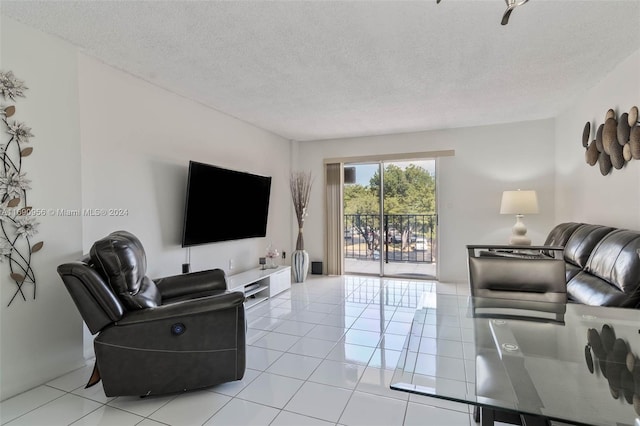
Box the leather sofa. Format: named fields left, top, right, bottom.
left=57, top=230, right=246, bottom=397
left=469, top=222, right=640, bottom=308
left=554, top=222, right=640, bottom=308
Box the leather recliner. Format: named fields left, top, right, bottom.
left=57, top=230, right=246, bottom=397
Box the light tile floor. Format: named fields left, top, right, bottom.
left=1, top=274, right=489, bottom=426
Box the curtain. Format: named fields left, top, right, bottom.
left=325, top=163, right=343, bottom=275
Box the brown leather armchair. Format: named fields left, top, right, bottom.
left=57, top=230, right=246, bottom=397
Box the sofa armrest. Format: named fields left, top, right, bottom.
left=117, top=290, right=244, bottom=326
left=467, top=245, right=565, bottom=259
left=471, top=297, right=566, bottom=323
left=468, top=256, right=567, bottom=303
left=154, top=268, right=227, bottom=299
left=467, top=244, right=565, bottom=252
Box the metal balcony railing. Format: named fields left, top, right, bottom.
left=344, top=213, right=437, bottom=263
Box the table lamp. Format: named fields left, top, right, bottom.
left=500, top=189, right=538, bottom=245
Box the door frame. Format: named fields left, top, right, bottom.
left=339, top=154, right=448, bottom=279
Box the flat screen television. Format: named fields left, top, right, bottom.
left=181, top=161, right=272, bottom=247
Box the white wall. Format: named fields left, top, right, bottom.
left=77, top=55, right=292, bottom=358
left=1, top=17, right=293, bottom=400
left=555, top=49, right=640, bottom=230
left=297, top=119, right=556, bottom=283
left=78, top=54, right=292, bottom=279
left=0, top=17, right=84, bottom=400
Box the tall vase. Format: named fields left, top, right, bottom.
left=292, top=228, right=309, bottom=283
left=291, top=249, right=309, bottom=283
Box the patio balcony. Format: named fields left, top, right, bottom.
left=344, top=213, right=437, bottom=277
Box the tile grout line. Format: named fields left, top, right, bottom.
left=4, top=275, right=471, bottom=426
left=251, top=277, right=399, bottom=424
left=332, top=278, right=409, bottom=424
left=2, top=387, right=78, bottom=425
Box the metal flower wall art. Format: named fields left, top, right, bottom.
left=0, top=71, right=44, bottom=306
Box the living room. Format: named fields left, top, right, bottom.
left=1, top=1, right=639, bottom=425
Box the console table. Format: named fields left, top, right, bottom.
left=227, top=266, right=291, bottom=309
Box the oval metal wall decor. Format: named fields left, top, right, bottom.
left=581, top=106, right=639, bottom=175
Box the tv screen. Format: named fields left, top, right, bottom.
left=181, top=161, right=272, bottom=247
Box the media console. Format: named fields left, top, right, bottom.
left=227, top=265, right=291, bottom=309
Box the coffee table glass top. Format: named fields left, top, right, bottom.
left=390, top=293, right=640, bottom=426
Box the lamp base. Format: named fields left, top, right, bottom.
left=509, top=215, right=531, bottom=245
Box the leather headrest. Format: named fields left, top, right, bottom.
left=585, top=229, right=640, bottom=296
left=563, top=225, right=614, bottom=268
left=90, top=231, right=160, bottom=310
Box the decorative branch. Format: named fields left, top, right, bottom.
left=0, top=70, right=44, bottom=306
left=289, top=171, right=313, bottom=251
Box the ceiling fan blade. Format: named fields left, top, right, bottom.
left=501, top=7, right=514, bottom=25
left=506, top=0, right=529, bottom=6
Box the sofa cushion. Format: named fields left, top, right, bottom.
left=564, top=263, right=582, bottom=282
left=90, top=230, right=161, bottom=310
left=566, top=272, right=632, bottom=307
left=563, top=224, right=614, bottom=272
left=542, top=222, right=583, bottom=257
left=567, top=229, right=640, bottom=308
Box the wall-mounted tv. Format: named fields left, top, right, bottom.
left=181, top=161, right=272, bottom=247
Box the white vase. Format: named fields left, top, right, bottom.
left=291, top=249, right=309, bottom=283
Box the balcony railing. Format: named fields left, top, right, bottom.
left=344, top=214, right=436, bottom=263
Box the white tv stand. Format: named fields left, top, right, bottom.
left=227, top=266, right=291, bottom=309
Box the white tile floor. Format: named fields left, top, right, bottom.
left=1, top=274, right=486, bottom=426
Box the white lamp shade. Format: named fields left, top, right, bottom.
left=500, top=190, right=539, bottom=215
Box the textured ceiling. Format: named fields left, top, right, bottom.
left=2, top=1, right=640, bottom=141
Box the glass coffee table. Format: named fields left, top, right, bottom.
left=390, top=292, right=640, bottom=426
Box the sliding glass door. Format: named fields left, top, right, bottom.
left=343, top=159, right=437, bottom=278
left=343, top=162, right=382, bottom=274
